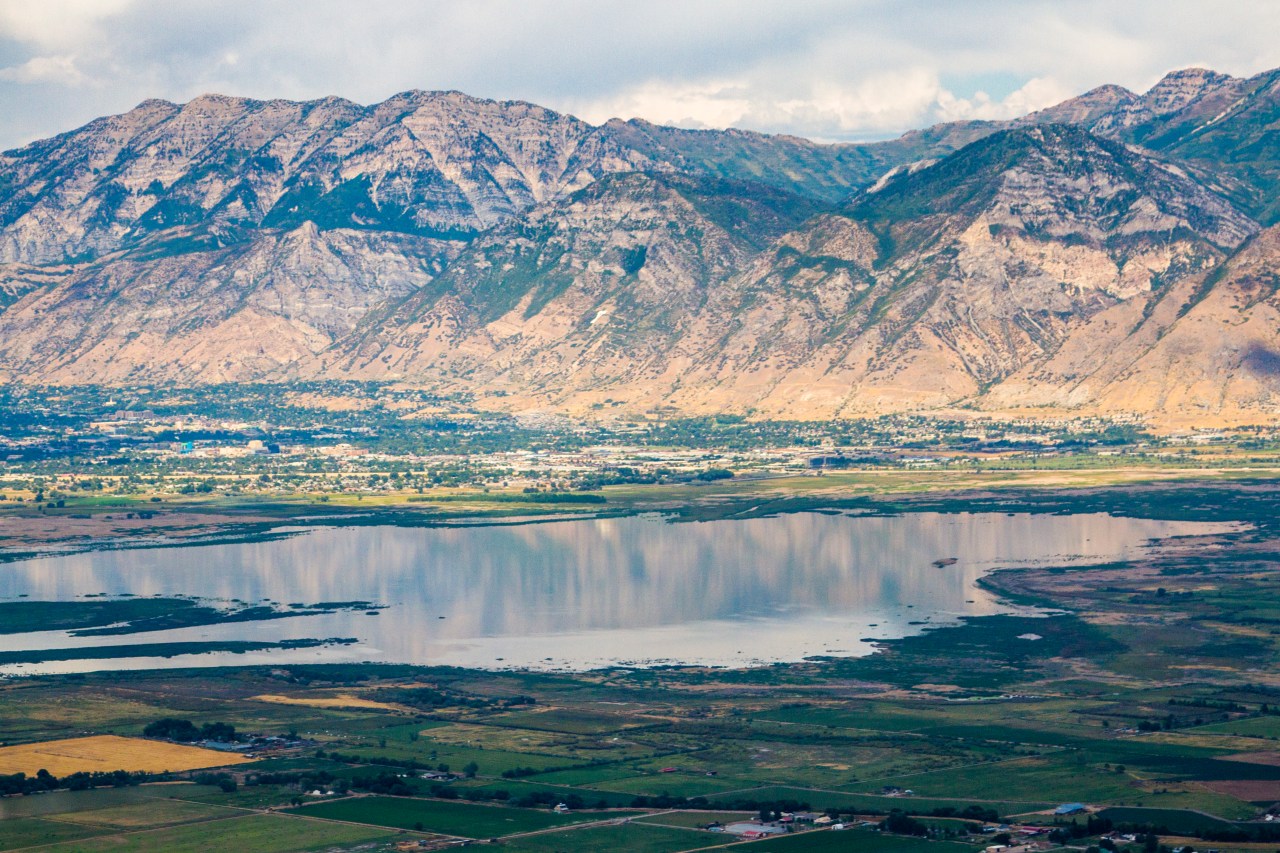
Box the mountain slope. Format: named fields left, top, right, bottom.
left=310, top=125, right=1259, bottom=419
left=0, top=91, right=654, bottom=265
left=0, top=226, right=458, bottom=382
left=315, top=172, right=818, bottom=391
left=1, top=71, right=1280, bottom=426
left=643, top=125, right=1258, bottom=417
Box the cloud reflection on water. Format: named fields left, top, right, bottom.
left=0, top=511, right=1227, bottom=673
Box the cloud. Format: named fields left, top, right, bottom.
left=0, top=0, right=133, bottom=49
left=934, top=77, right=1077, bottom=125
left=0, top=0, right=1277, bottom=150
left=0, top=54, right=89, bottom=86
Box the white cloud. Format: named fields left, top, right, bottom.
left=572, top=79, right=755, bottom=130
left=789, top=69, right=949, bottom=136
left=0, top=1, right=1277, bottom=149
left=0, top=0, right=133, bottom=49
left=572, top=69, right=1078, bottom=141
left=934, top=77, right=1076, bottom=124
left=0, top=54, right=89, bottom=86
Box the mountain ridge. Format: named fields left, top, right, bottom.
left=2, top=66, right=1280, bottom=427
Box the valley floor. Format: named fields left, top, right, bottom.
left=4, top=474, right=1280, bottom=851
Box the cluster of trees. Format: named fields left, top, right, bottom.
left=929, top=805, right=1001, bottom=822
left=881, top=810, right=932, bottom=836
left=1049, top=815, right=1117, bottom=843
left=1136, top=715, right=1188, bottom=732
left=142, top=718, right=237, bottom=742
left=192, top=772, right=237, bottom=793
left=0, top=768, right=146, bottom=796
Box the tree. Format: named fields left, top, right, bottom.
left=143, top=718, right=200, bottom=741
left=200, top=722, right=236, bottom=742
left=883, top=811, right=929, bottom=837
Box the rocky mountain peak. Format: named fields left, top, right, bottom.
left=127, top=98, right=181, bottom=115
left=1142, top=67, right=1238, bottom=113
left=1018, top=83, right=1137, bottom=125
left=1088, top=67, right=1242, bottom=140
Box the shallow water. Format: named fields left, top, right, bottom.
left=0, top=511, right=1230, bottom=674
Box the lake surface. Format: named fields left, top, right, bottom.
left=0, top=511, right=1230, bottom=674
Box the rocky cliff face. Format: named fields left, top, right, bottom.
left=0, top=226, right=458, bottom=382
left=2, top=68, right=1280, bottom=426
left=0, top=91, right=657, bottom=265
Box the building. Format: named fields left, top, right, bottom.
left=724, top=823, right=787, bottom=838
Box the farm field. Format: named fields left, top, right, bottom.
left=10, top=813, right=400, bottom=852
left=0, top=786, right=180, bottom=820
left=493, top=820, right=734, bottom=852
left=0, top=799, right=246, bottom=851
left=0, top=817, right=108, bottom=850
left=49, top=798, right=242, bottom=828
left=287, top=795, right=638, bottom=837
left=0, top=735, right=250, bottom=776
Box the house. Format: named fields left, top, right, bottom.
left=1053, top=803, right=1087, bottom=816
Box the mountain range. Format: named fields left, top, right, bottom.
left=2, top=66, right=1280, bottom=425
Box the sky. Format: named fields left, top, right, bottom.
left=0, top=0, right=1278, bottom=151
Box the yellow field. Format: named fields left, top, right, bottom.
left=0, top=735, right=252, bottom=776
left=251, top=692, right=405, bottom=711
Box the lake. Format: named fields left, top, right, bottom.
left=0, top=511, right=1231, bottom=674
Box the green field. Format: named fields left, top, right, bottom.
left=10, top=813, right=397, bottom=853
left=530, top=764, right=652, bottom=786
left=1195, top=715, right=1280, bottom=738
left=595, top=773, right=747, bottom=799
left=457, top=779, right=641, bottom=808
left=52, top=798, right=241, bottom=828
left=288, top=795, right=633, bottom=837
left=0, top=787, right=174, bottom=820
left=1093, top=806, right=1240, bottom=834
left=0, top=817, right=108, bottom=851
left=0, top=800, right=246, bottom=852
left=494, top=820, right=733, bottom=852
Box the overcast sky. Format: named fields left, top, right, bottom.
left=1, top=0, right=1277, bottom=151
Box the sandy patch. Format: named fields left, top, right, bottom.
left=251, top=693, right=406, bottom=711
